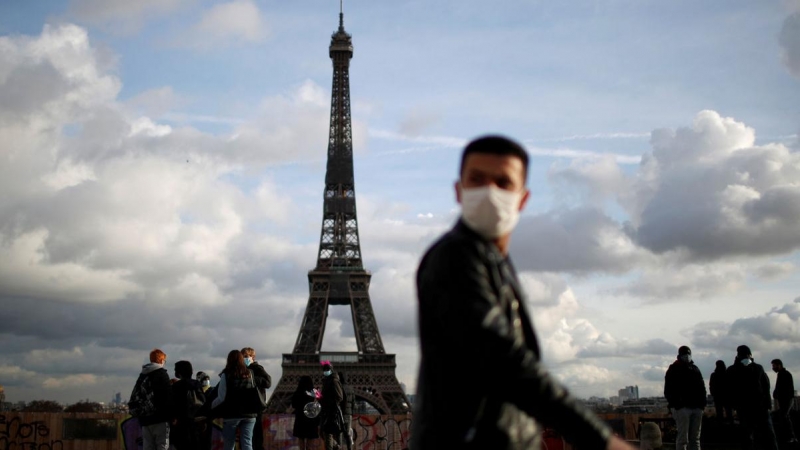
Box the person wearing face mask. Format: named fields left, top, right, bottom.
left=196, top=372, right=212, bottom=392
left=726, top=345, right=778, bottom=450
left=411, top=136, right=633, bottom=450
left=664, top=346, right=706, bottom=450
left=240, top=347, right=272, bottom=450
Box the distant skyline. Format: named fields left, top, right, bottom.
left=1, top=0, right=799, bottom=404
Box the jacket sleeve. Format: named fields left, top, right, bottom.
left=664, top=366, right=675, bottom=407
left=251, top=364, right=272, bottom=389
left=420, top=240, right=611, bottom=448
left=212, top=374, right=227, bottom=409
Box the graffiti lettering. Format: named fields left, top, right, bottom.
left=353, top=415, right=412, bottom=450
left=0, top=415, right=50, bottom=440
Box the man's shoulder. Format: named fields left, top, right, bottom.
left=421, top=223, right=486, bottom=268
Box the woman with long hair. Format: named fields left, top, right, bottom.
left=292, top=376, right=320, bottom=450
left=211, top=350, right=267, bottom=450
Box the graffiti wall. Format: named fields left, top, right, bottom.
left=1, top=411, right=657, bottom=449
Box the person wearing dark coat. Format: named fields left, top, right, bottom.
left=319, top=361, right=343, bottom=450
left=710, top=360, right=733, bottom=422
left=292, top=376, right=320, bottom=450
left=241, top=347, right=272, bottom=450
left=727, top=345, right=778, bottom=450
left=338, top=372, right=355, bottom=450
left=170, top=360, right=205, bottom=450
left=771, top=359, right=797, bottom=444
left=664, top=346, right=706, bottom=450
left=412, top=136, right=631, bottom=450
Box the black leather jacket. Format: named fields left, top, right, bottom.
left=411, top=220, right=611, bottom=450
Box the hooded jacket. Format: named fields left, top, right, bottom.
left=664, top=358, right=707, bottom=410
left=136, top=363, right=174, bottom=426
left=727, top=360, right=772, bottom=412
left=411, top=220, right=611, bottom=450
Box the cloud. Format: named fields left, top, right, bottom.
left=753, top=261, right=795, bottom=280
left=512, top=207, right=651, bottom=274
left=181, top=0, right=267, bottom=49
left=0, top=24, right=361, bottom=401
left=612, top=262, right=746, bottom=303
left=125, top=87, right=187, bottom=118
left=780, top=12, right=800, bottom=79
left=628, top=111, right=800, bottom=260
left=67, top=0, right=192, bottom=34
left=548, top=156, right=628, bottom=204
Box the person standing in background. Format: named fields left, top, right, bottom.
left=664, top=346, right=706, bottom=450
left=771, top=359, right=797, bottom=444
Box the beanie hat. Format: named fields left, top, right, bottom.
left=737, top=345, right=752, bottom=358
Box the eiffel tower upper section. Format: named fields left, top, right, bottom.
left=315, top=10, right=363, bottom=273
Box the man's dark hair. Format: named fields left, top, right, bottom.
left=678, top=346, right=691, bottom=356
left=737, top=345, right=752, bottom=358
left=459, top=135, right=529, bottom=182
left=175, top=360, right=193, bottom=379
left=772, top=359, right=784, bottom=366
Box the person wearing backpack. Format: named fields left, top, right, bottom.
left=171, top=360, right=205, bottom=450
left=128, top=349, right=174, bottom=450
left=212, top=350, right=270, bottom=450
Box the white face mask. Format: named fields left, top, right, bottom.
left=740, top=358, right=752, bottom=366
left=460, top=185, right=524, bottom=239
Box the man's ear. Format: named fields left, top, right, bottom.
left=454, top=181, right=462, bottom=204
left=518, top=189, right=531, bottom=211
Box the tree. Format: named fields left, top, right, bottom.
left=21, top=400, right=64, bottom=412
left=65, top=400, right=104, bottom=413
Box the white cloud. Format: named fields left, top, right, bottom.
left=613, top=262, right=746, bottom=302
left=67, top=0, right=192, bottom=34
left=43, top=373, right=99, bottom=389
left=629, top=111, right=800, bottom=260
left=184, top=0, right=267, bottom=49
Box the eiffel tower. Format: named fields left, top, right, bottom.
left=265, top=7, right=410, bottom=415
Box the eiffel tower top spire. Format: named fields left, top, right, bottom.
left=339, top=0, right=344, bottom=30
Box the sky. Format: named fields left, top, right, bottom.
left=0, top=0, right=799, bottom=405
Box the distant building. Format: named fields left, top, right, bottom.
left=618, top=385, right=639, bottom=401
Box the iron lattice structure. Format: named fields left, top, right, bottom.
left=265, top=11, right=410, bottom=415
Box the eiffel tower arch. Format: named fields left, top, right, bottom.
left=265, top=8, right=410, bottom=415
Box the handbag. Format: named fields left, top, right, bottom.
left=242, top=370, right=265, bottom=414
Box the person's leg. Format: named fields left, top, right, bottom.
left=673, top=408, right=690, bottom=450
left=252, top=412, right=264, bottom=450
left=222, top=419, right=239, bottom=450
left=344, top=415, right=353, bottom=450
left=142, top=424, right=154, bottom=450
left=756, top=410, right=779, bottom=450
left=738, top=410, right=756, bottom=450
left=238, top=417, right=256, bottom=450
left=151, top=422, right=169, bottom=450
left=781, top=401, right=797, bottom=441
left=688, top=408, right=702, bottom=450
